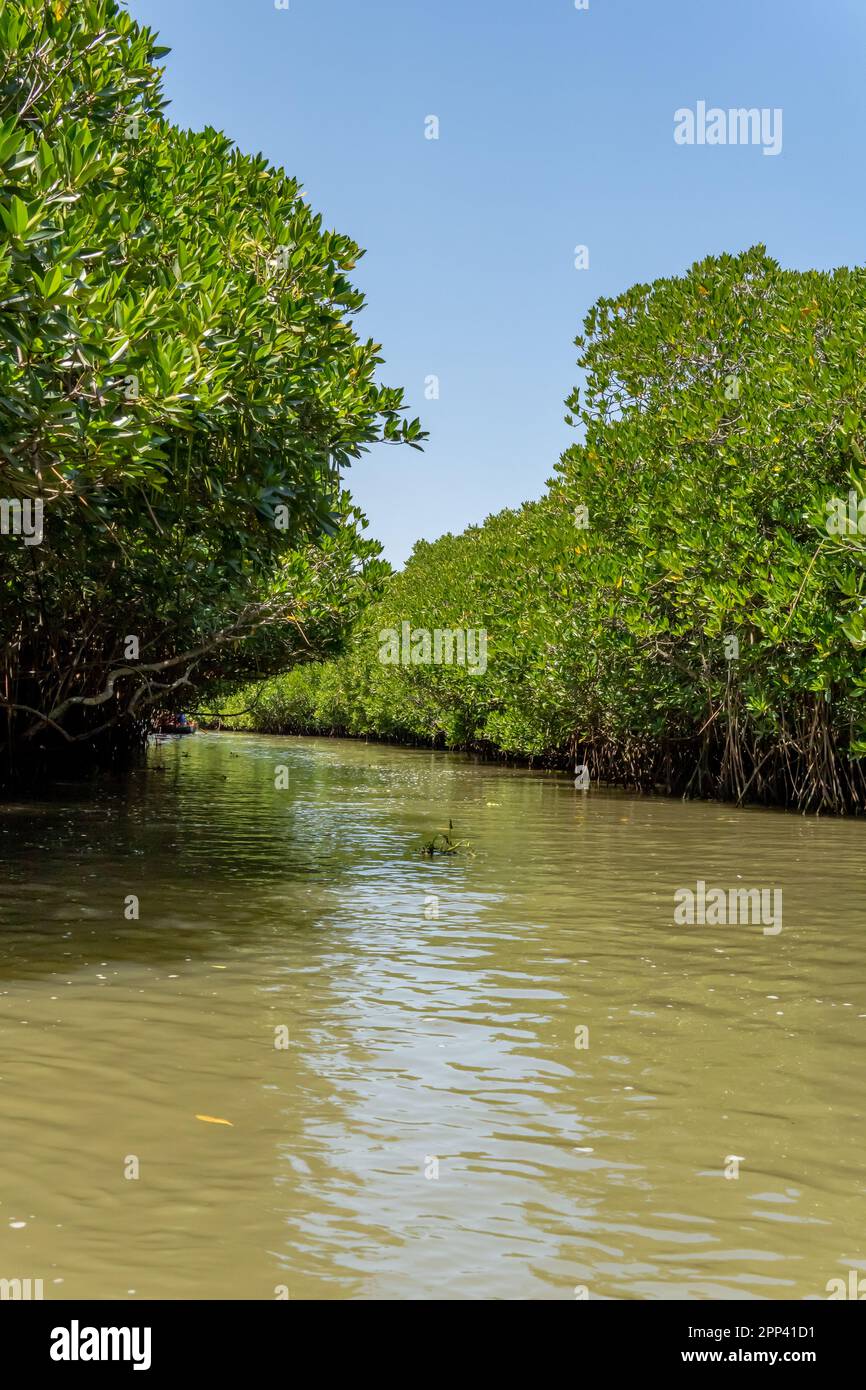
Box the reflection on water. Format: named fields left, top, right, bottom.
left=0, top=732, right=865, bottom=1299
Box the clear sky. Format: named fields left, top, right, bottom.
left=129, top=0, right=866, bottom=565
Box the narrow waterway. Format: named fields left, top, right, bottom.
left=0, top=732, right=864, bottom=1300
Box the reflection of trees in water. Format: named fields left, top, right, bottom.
left=0, top=741, right=361, bottom=982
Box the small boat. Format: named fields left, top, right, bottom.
left=151, top=715, right=198, bottom=736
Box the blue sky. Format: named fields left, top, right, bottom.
left=130, top=0, right=866, bottom=565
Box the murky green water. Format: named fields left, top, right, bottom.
left=0, top=732, right=864, bottom=1300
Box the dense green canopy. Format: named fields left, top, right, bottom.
left=0, top=0, right=421, bottom=778
left=220, top=248, right=866, bottom=813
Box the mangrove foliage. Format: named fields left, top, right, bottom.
left=218, top=248, right=866, bottom=814
left=0, top=0, right=422, bottom=783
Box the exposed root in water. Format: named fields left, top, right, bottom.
left=419, top=820, right=473, bottom=855
left=571, top=693, right=866, bottom=815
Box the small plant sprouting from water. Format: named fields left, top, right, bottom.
left=419, top=820, right=472, bottom=856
